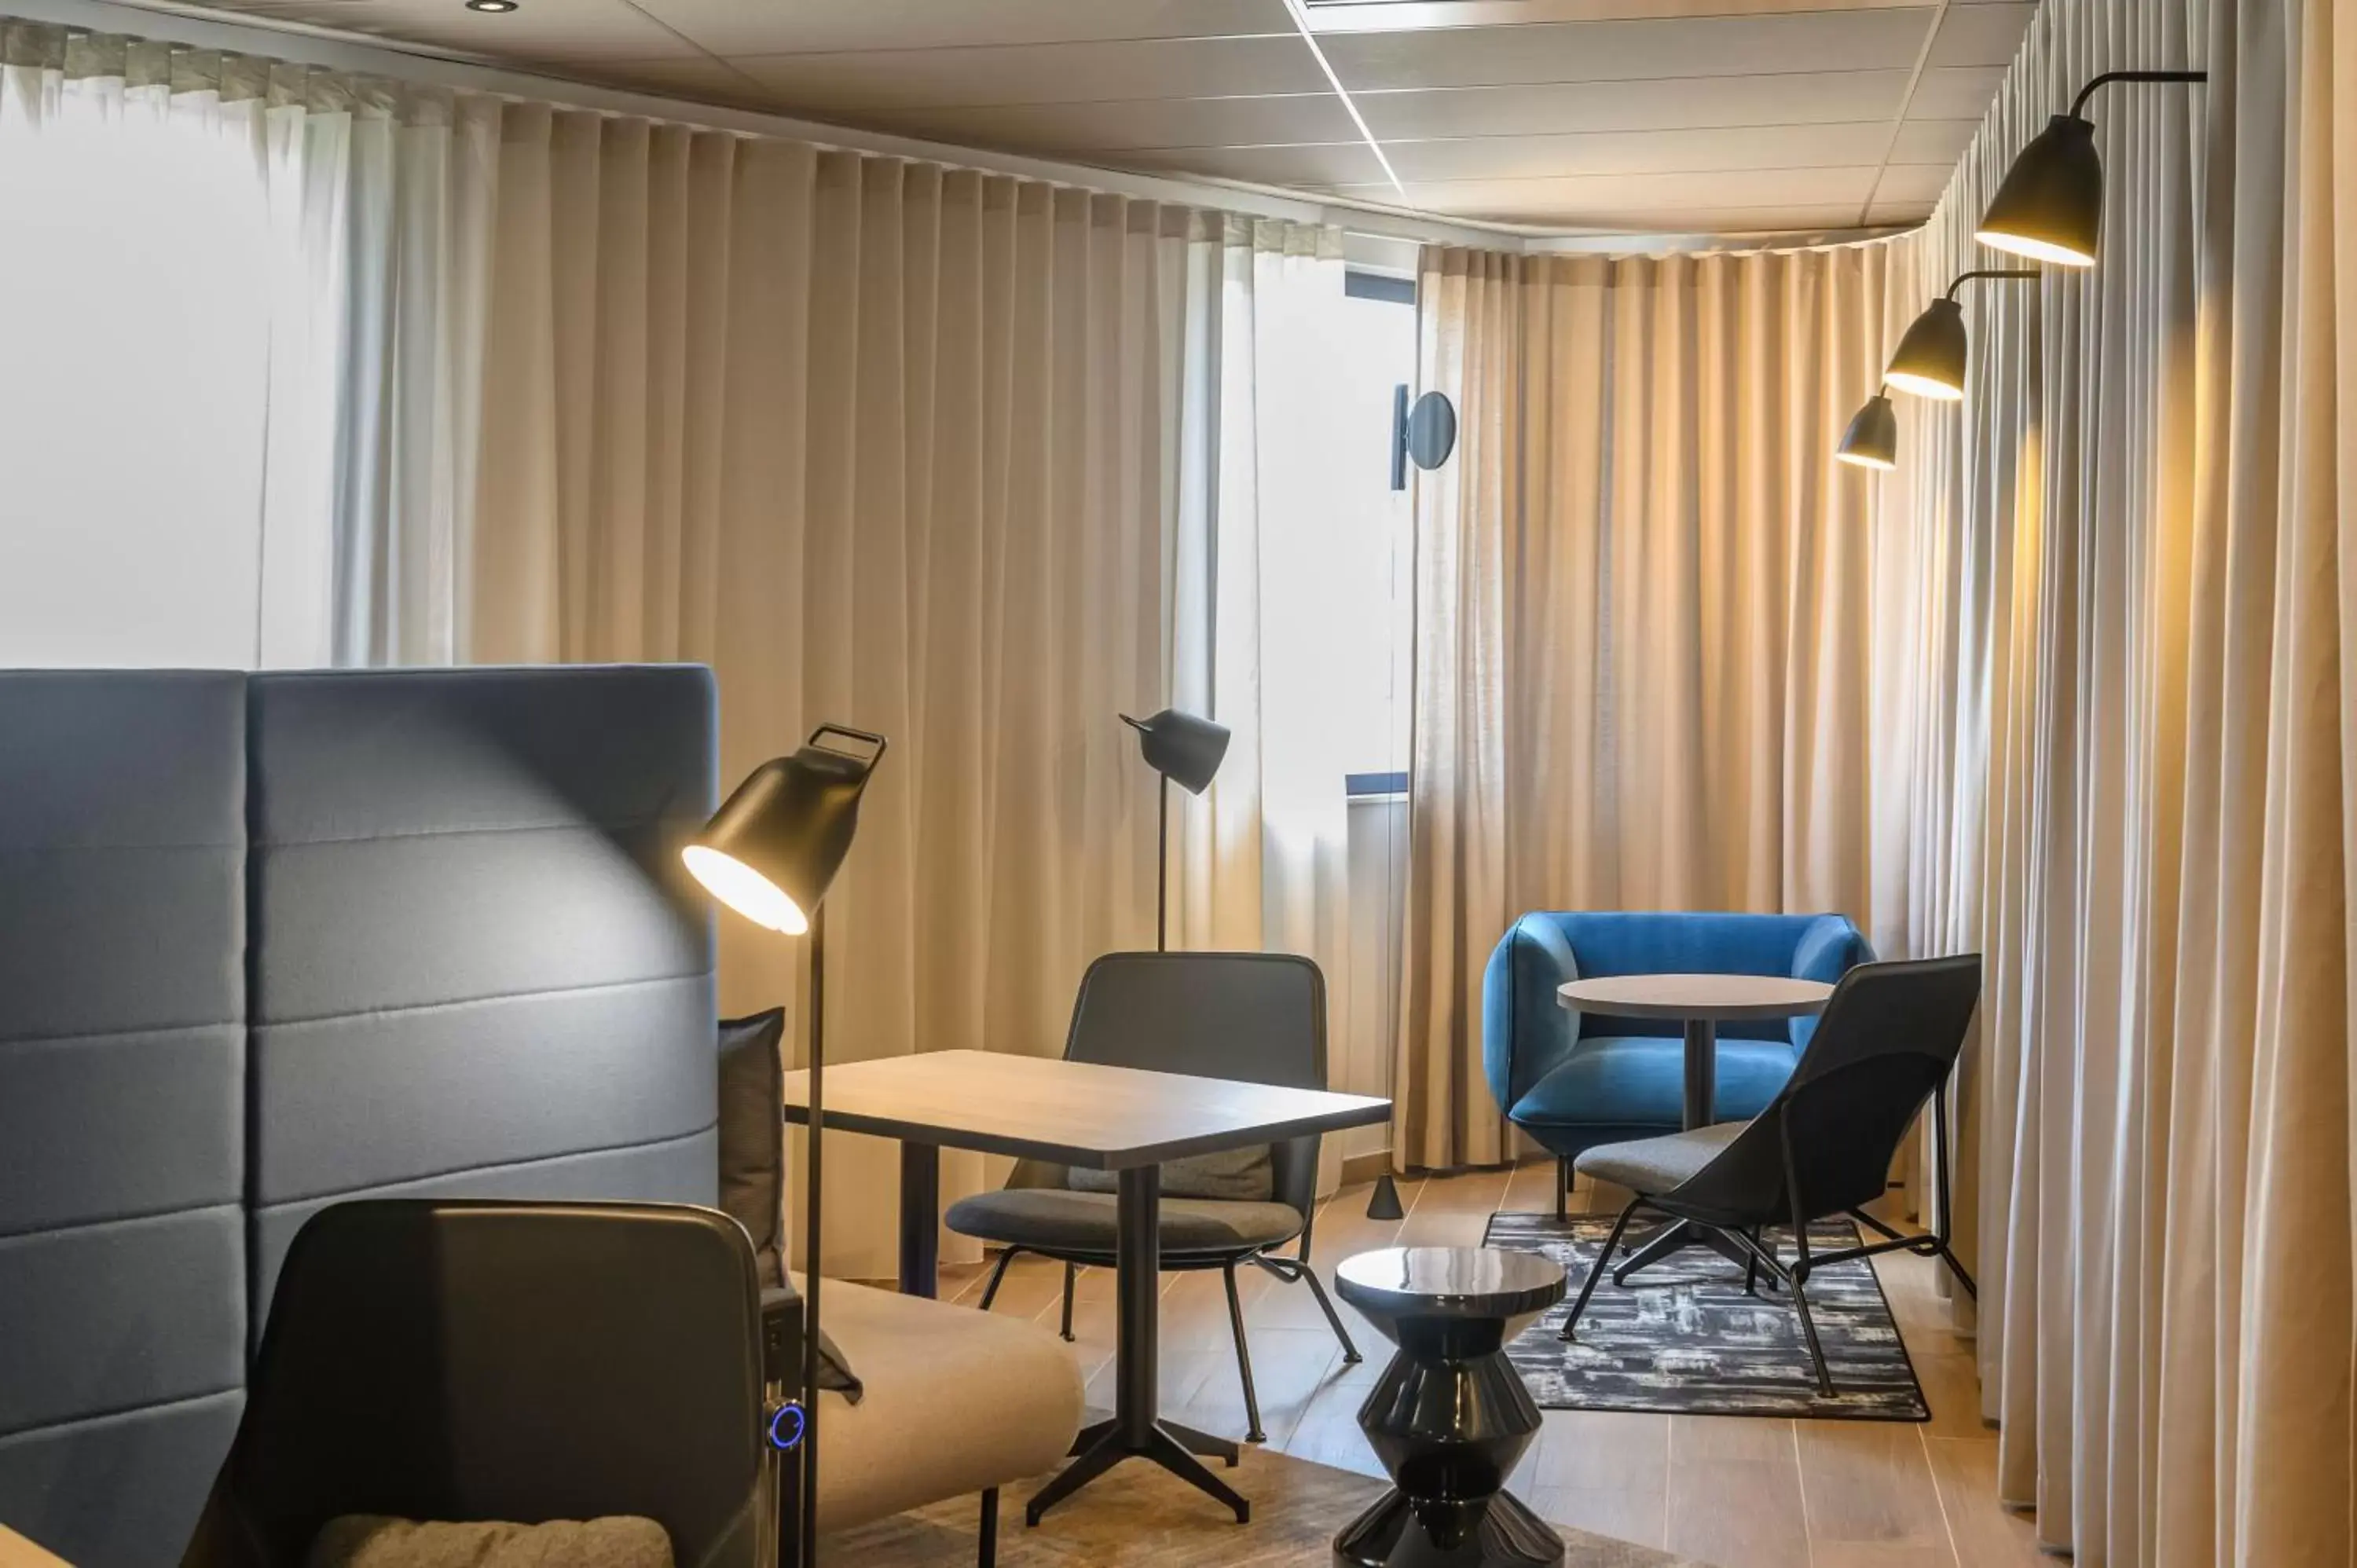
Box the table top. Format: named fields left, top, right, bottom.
left=1333, top=1246, right=1567, bottom=1321
left=781, top=1049, right=1392, bottom=1170
left=1557, top=972, right=1832, bottom=1021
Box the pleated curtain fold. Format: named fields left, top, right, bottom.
left=1396, top=243, right=1895, bottom=1171
left=1869, top=0, right=2357, bottom=1559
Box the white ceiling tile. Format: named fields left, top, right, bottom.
left=1355, top=70, right=1915, bottom=138
left=1888, top=117, right=1978, bottom=165
left=724, top=35, right=1326, bottom=112
left=1121, top=141, right=1393, bottom=185
left=850, top=94, right=1361, bottom=153
left=1383, top=122, right=1894, bottom=182
left=1336, top=165, right=1882, bottom=218
left=1318, top=9, right=1935, bottom=90
left=1867, top=196, right=1935, bottom=225
left=192, top=0, right=706, bottom=60
left=1924, top=2, right=2036, bottom=67
left=1304, top=0, right=1940, bottom=29
left=572, top=55, right=772, bottom=106
left=632, top=0, right=1292, bottom=57
left=1868, top=163, right=1955, bottom=205
left=1906, top=65, right=2009, bottom=120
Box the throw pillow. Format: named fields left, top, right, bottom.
left=717, top=1009, right=863, bottom=1403
left=306, top=1515, right=672, bottom=1568
left=1067, top=1145, right=1274, bottom=1202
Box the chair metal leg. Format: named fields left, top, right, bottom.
left=977, top=1247, right=1018, bottom=1312
left=1560, top=1198, right=1641, bottom=1340
left=1743, top=1247, right=1759, bottom=1297
left=1058, top=1261, right=1077, bottom=1343
left=1221, top=1262, right=1266, bottom=1442
left=977, top=1488, right=998, bottom=1568
left=1789, top=1260, right=1835, bottom=1397
left=1296, top=1258, right=1362, bottom=1363
left=1933, top=1242, right=1978, bottom=1300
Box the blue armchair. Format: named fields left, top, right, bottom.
left=1482, top=911, right=1873, bottom=1213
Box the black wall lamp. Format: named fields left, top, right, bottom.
left=1977, top=69, right=2208, bottom=267
left=1836, top=390, right=1899, bottom=471
left=1883, top=269, right=2042, bottom=401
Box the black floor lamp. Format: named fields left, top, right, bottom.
left=1119, top=708, right=1229, bottom=951
left=682, top=723, right=886, bottom=1568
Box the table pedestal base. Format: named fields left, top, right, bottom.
left=1338, top=1343, right=1563, bottom=1567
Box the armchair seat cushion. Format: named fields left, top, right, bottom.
left=1574, top=1121, right=1749, bottom=1196
left=1508, top=1035, right=1798, bottom=1131
left=944, top=1187, right=1305, bottom=1258
left=796, top=1274, right=1083, bottom=1531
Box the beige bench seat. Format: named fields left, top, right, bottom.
left=790, top=1273, right=1084, bottom=1531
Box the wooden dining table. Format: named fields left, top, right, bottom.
left=783, top=1049, right=1391, bottom=1525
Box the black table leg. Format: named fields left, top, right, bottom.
left=898, top=1142, right=940, bottom=1298
left=1681, top=1017, right=1715, bottom=1130
left=1025, top=1164, right=1250, bottom=1527
left=1617, top=1016, right=1750, bottom=1284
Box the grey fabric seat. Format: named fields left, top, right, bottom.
left=945, top=1186, right=1306, bottom=1256
left=947, top=951, right=1362, bottom=1446
left=1573, top=1120, right=1747, bottom=1196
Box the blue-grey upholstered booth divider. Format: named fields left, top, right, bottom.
left=1483, top=911, right=1872, bottom=1160
left=0, top=666, right=719, bottom=1567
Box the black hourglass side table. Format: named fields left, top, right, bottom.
left=1332, top=1247, right=1568, bottom=1567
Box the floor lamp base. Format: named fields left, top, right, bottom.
left=1367, top=1174, right=1406, bottom=1222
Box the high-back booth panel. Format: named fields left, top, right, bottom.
left=0, top=665, right=720, bottom=1568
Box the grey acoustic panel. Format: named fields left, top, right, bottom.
left=0, top=1209, right=245, bottom=1438
left=244, top=666, right=720, bottom=1329
left=0, top=1392, right=244, bottom=1568
left=249, top=1129, right=721, bottom=1316
left=0, top=672, right=247, bottom=1568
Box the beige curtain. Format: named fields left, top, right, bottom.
left=1395, top=243, right=1894, bottom=1171
left=461, top=107, right=1342, bottom=1277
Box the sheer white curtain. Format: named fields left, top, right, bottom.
left=1871, top=0, right=2357, bottom=1558
left=0, top=23, right=491, bottom=670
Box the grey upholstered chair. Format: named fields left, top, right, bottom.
left=1559, top=954, right=1981, bottom=1396
left=181, top=1200, right=767, bottom=1568
left=944, top=951, right=1360, bottom=1443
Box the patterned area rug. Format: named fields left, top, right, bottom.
left=1484, top=1212, right=1930, bottom=1421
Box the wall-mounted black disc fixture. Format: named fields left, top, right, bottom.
left=1391, top=387, right=1459, bottom=490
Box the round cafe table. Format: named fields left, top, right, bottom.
left=1555, top=972, right=1831, bottom=1277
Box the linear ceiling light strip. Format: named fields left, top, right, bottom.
left=1281, top=0, right=1408, bottom=198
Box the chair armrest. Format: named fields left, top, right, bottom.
left=1789, top=916, right=1873, bottom=1050
left=760, top=1286, right=804, bottom=1388
left=1481, top=916, right=1583, bottom=1112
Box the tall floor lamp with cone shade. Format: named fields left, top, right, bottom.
left=681, top=723, right=886, bottom=1568
left=1119, top=708, right=1230, bottom=951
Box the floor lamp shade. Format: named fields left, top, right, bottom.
left=683, top=720, right=885, bottom=1568
left=1836, top=394, right=1899, bottom=471
left=1120, top=709, right=1230, bottom=795
left=683, top=725, right=886, bottom=933
left=1976, top=112, right=2103, bottom=267
left=1883, top=299, right=1970, bottom=400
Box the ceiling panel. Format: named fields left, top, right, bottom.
left=632, top=0, right=1292, bottom=57
left=1120, top=141, right=1396, bottom=186
left=1924, top=2, right=2038, bottom=66
left=1377, top=122, right=1897, bottom=183
left=1317, top=9, right=1935, bottom=90
left=725, top=34, right=1323, bottom=113
left=1888, top=117, right=1980, bottom=166
left=174, top=0, right=2032, bottom=239
left=851, top=94, right=1361, bottom=155
left=1355, top=70, right=1916, bottom=140
left=1335, top=165, right=1883, bottom=218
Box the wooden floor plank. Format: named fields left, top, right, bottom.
left=1662, top=1417, right=1810, bottom=1568
left=1794, top=1423, right=1951, bottom=1550
left=1923, top=1438, right=2050, bottom=1566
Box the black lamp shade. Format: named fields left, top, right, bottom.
left=1977, top=113, right=2102, bottom=267
left=1883, top=299, right=1970, bottom=401
left=1120, top=708, right=1230, bottom=795
left=683, top=727, right=883, bottom=933
left=1836, top=394, right=1899, bottom=471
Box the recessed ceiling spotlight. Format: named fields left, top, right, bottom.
left=464, top=0, right=518, bottom=13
